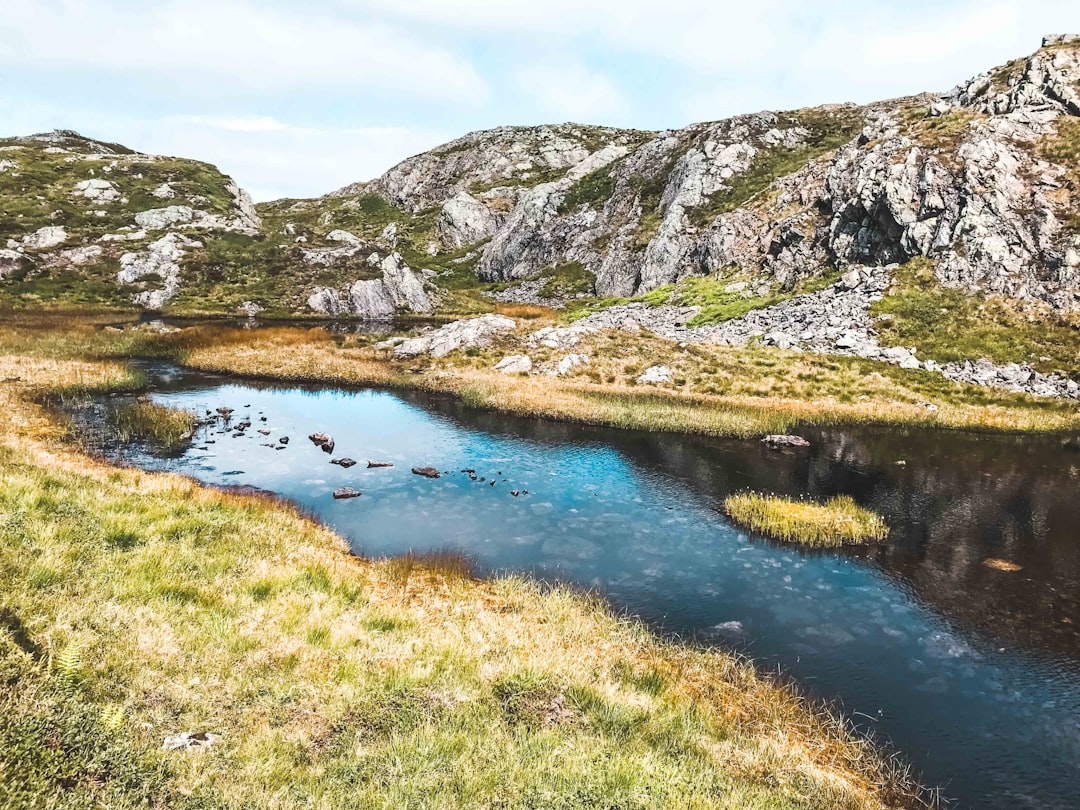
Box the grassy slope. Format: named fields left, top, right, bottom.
left=871, top=260, right=1080, bottom=378
left=0, top=135, right=254, bottom=312
left=0, top=354, right=915, bottom=809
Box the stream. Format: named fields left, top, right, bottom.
left=78, top=363, right=1080, bottom=810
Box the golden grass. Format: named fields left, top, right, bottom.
left=172, top=322, right=1080, bottom=436
left=1, top=309, right=1076, bottom=441
left=725, top=493, right=890, bottom=547
left=0, top=352, right=925, bottom=809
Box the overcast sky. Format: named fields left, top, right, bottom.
left=1, top=0, right=1074, bottom=200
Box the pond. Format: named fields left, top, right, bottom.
left=81, top=363, right=1080, bottom=810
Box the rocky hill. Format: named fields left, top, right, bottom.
left=2, top=36, right=1080, bottom=333
left=0, top=130, right=265, bottom=311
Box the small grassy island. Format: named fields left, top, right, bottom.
left=725, top=493, right=890, bottom=547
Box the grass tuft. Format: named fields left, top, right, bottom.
left=725, top=492, right=889, bottom=547
left=109, top=401, right=198, bottom=454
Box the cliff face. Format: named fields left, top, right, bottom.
left=325, top=35, right=1080, bottom=310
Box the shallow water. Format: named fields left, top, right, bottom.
left=90, top=364, right=1080, bottom=809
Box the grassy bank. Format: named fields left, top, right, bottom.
left=0, top=354, right=923, bottom=808
left=1, top=309, right=1077, bottom=437
left=725, top=494, right=890, bottom=547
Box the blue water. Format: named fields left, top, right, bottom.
left=98, top=367, right=1080, bottom=810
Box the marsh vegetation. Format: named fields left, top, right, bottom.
left=725, top=493, right=890, bottom=547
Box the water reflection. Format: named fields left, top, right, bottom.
left=84, top=366, right=1080, bottom=810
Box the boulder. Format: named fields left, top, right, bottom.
left=75, top=178, right=120, bottom=202
left=494, top=354, right=533, bottom=374
left=437, top=191, right=499, bottom=248
left=367, top=461, right=394, bottom=468
left=0, top=249, right=26, bottom=279
left=411, top=467, right=441, bottom=479
left=308, top=253, right=433, bottom=319
left=637, top=365, right=673, bottom=385
left=21, top=226, right=67, bottom=250
left=330, top=458, right=357, bottom=468
left=554, top=353, right=589, bottom=375
left=135, top=206, right=195, bottom=230
left=162, top=732, right=220, bottom=752
left=333, top=487, right=362, bottom=500
left=395, top=314, right=516, bottom=358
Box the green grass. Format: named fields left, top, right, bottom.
left=0, top=357, right=923, bottom=809
left=871, top=259, right=1080, bottom=377
left=559, top=161, right=621, bottom=213
left=538, top=262, right=596, bottom=299
left=562, top=270, right=841, bottom=327
left=725, top=493, right=889, bottom=547
left=108, top=400, right=198, bottom=454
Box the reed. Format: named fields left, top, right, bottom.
left=725, top=492, right=890, bottom=547
left=109, top=400, right=198, bottom=453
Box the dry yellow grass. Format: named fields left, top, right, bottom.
left=1, top=310, right=1076, bottom=437
left=725, top=493, right=890, bottom=547
left=174, top=324, right=1080, bottom=436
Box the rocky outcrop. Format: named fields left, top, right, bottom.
left=135, top=199, right=260, bottom=235
left=75, top=178, right=121, bottom=202
left=338, top=124, right=648, bottom=211
left=536, top=265, right=1080, bottom=400
left=0, top=249, right=26, bottom=279
left=494, top=354, right=533, bottom=373
left=320, top=36, right=1080, bottom=316
left=391, top=314, right=516, bottom=358
left=306, top=252, right=434, bottom=319
left=437, top=191, right=500, bottom=248
left=18, top=226, right=68, bottom=250
left=117, top=233, right=200, bottom=309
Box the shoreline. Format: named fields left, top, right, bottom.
left=0, top=348, right=933, bottom=809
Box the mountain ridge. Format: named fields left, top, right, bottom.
left=1, top=35, right=1079, bottom=325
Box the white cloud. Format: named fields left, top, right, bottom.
left=130, top=117, right=452, bottom=201
left=0, top=0, right=487, bottom=103
left=169, top=116, right=291, bottom=133
left=515, top=64, right=626, bottom=121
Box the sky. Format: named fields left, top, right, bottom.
left=1, top=0, right=1075, bottom=201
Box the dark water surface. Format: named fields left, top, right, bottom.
left=91, top=364, right=1080, bottom=810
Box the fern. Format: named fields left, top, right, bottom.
left=51, top=639, right=85, bottom=688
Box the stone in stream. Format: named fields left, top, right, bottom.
left=367, top=461, right=394, bottom=468
left=333, top=487, right=362, bottom=500
left=331, top=458, right=357, bottom=468
left=258, top=429, right=270, bottom=435
left=761, top=434, right=811, bottom=448
left=309, top=432, right=335, bottom=453
left=279, top=436, right=289, bottom=445
left=412, top=467, right=441, bottom=479
left=216, top=407, right=234, bottom=418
